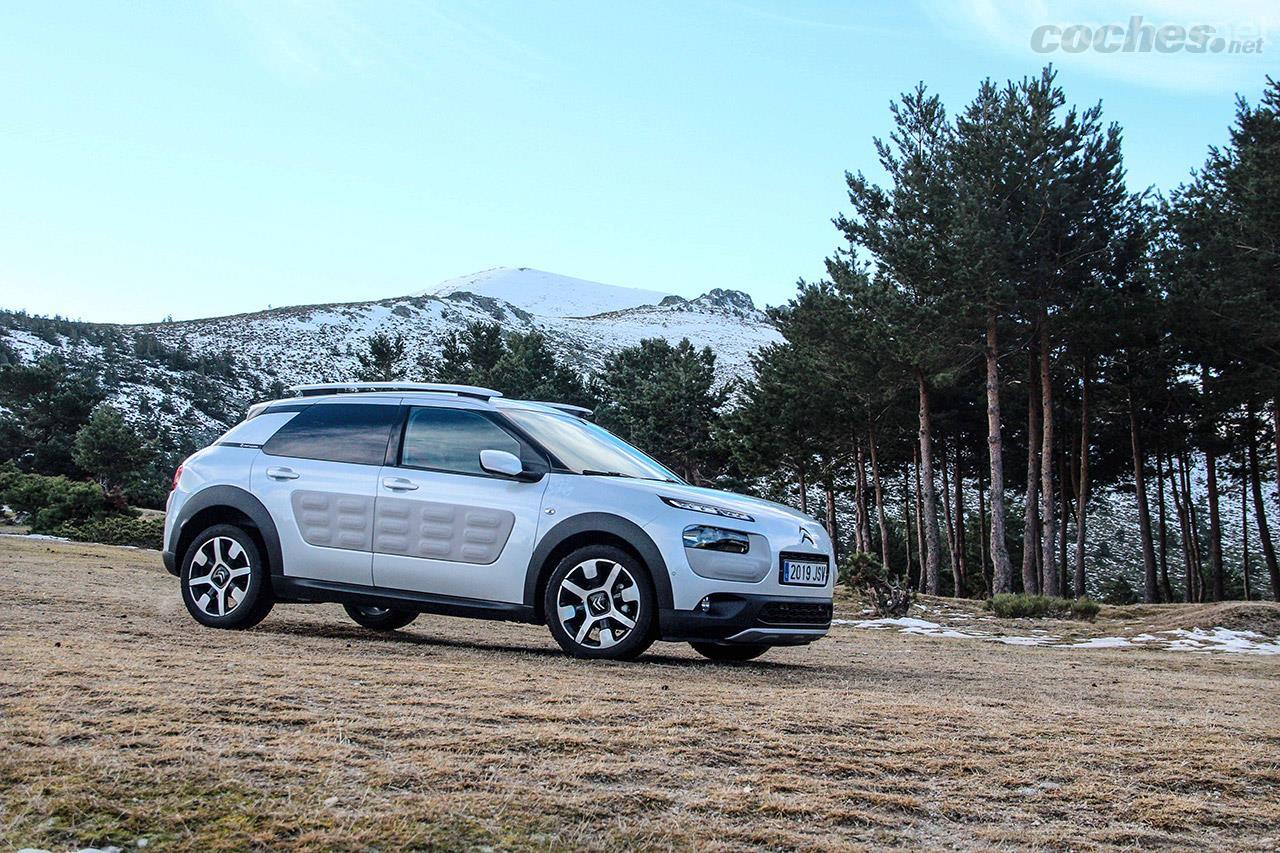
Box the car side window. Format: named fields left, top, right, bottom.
left=261, top=403, right=399, bottom=466
left=400, top=407, right=523, bottom=476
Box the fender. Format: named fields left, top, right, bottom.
left=167, top=485, right=284, bottom=578
left=522, top=512, right=674, bottom=611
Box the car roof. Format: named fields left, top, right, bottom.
left=251, top=385, right=590, bottom=419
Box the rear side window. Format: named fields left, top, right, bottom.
left=262, top=403, right=399, bottom=466
left=400, top=407, right=522, bottom=476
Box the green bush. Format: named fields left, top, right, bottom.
left=1070, top=598, right=1102, bottom=620
left=0, top=467, right=122, bottom=533
left=55, top=515, right=164, bottom=549
left=984, top=593, right=1100, bottom=621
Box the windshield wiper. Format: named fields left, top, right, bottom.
left=582, top=469, right=638, bottom=479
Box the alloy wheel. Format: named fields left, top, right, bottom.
left=555, top=558, right=642, bottom=650
left=187, top=536, right=253, bottom=618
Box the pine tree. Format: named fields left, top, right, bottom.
left=72, top=405, right=157, bottom=495
left=833, top=83, right=959, bottom=595
left=596, top=338, right=725, bottom=484
left=354, top=332, right=408, bottom=382
left=0, top=356, right=104, bottom=477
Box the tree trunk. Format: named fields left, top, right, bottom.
left=868, top=423, right=890, bottom=575
left=1205, top=446, right=1225, bottom=601
left=1073, top=365, right=1091, bottom=599
left=797, top=467, right=808, bottom=516
left=1155, top=451, right=1173, bottom=603
left=1128, top=389, right=1159, bottom=603
left=940, top=435, right=958, bottom=592
left=1274, top=400, right=1280, bottom=507
left=824, top=478, right=838, bottom=562
left=1039, top=320, right=1060, bottom=597
left=1242, top=474, right=1251, bottom=601
left=854, top=443, right=869, bottom=553
left=1022, top=351, right=1042, bottom=595
left=984, top=315, right=1014, bottom=594
left=1169, top=454, right=1195, bottom=603
left=902, top=467, right=915, bottom=587
left=954, top=449, right=967, bottom=595
left=1248, top=428, right=1280, bottom=602
left=914, top=444, right=927, bottom=593
left=1058, top=441, right=1069, bottom=595
left=917, top=370, right=943, bottom=596
left=1185, top=457, right=1207, bottom=602
left=979, top=467, right=990, bottom=597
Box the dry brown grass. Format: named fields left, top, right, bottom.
left=1, top=536, right=1278, bottom=851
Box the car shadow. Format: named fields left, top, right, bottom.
left=252, top=619, right=813, bottom=670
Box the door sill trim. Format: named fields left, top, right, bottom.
left=273, top=577, right=538, bottom=624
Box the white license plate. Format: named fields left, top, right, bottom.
left=781, top=558, right=829, bottom=587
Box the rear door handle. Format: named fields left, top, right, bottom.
left=383, top=477, right=419, bottom=491
left=266, top=466, right=299, bottom=481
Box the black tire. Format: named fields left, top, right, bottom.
left=689, top=642, right=771, bottom=663
left=343, top=603, right=419, bottom=631
left=180, top=523, right=274, bottom=629
left=543, top=544, right=656, bottom=661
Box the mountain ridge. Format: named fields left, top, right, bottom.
left=0, top=267, right=780, bottom=440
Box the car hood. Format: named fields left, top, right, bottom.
left=607, top=477, right=818, bottom=527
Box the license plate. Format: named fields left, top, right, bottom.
left=780, top=557, right=829, bottom=587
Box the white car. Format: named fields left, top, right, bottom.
left=163, top=383, right=834, bottom=662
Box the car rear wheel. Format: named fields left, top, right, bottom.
left=689, top=642, right=771, bottom=663
left=544, top=545, right=656, bottom=661
left=343, top=603, right=419, bottom=631
left=180, top=524, right=274, bottom=629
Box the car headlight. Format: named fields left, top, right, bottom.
left=682, top=525, right=750, bottom=554
left=660, top=496, right=754, bottom=522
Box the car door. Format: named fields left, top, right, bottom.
left=252, top=400, right=400, bottom=586
left=371, top=403, right=549, bottom=602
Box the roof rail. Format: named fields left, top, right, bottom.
left=512, top=400, right=594, bottom=418
left=287, top=382, right=503, bottom=400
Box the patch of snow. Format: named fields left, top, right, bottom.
left=420, top=267, right=672, bottom=317
left=838, top=614, right=1280, bottom=655
left=1069, top=637, right=1135, bottom=649
left=996, top=636, right=1058, bottom=646
left=0, top=533, right=71, bottom=542
left=1159, top=627, right=1280, bottom=655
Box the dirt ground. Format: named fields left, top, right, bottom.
left=1, top=536, right=1278, bottom=851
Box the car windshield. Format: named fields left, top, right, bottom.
left=502, top=409, right=681, bottom=483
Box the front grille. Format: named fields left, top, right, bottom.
left=760, top=600, right=832, bottom=625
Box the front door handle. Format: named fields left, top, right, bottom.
left=382, top=477, right=419, bottom=491
left=266, top=466, right=299, bottom=481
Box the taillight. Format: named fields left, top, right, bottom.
left=171, top=463, right=184, bottom=491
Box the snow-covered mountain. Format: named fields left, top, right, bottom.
left=420, top=267, right=673, bottom=318
left=0, top=267, right=780, bottom=440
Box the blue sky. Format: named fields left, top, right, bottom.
left=1, top=1, right=1275, bottom=323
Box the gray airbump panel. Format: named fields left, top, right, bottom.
left=291, top=490, right=374, bottom=551
left=373, top=497, right=515, bottom=565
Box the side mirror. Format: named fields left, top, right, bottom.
left=479, top=449, right=527, bottom=479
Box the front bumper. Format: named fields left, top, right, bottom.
left=658, top=593, right=832, bottom=645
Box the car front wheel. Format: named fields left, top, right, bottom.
left=544, top=545, right=656, bottom=661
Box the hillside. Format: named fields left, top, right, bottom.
left=0, top=266, right=779, bottom=444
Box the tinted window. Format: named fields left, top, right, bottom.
left=262, top=403, right=399, bottom=466
left=400, top=407, right=522, bottom=476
